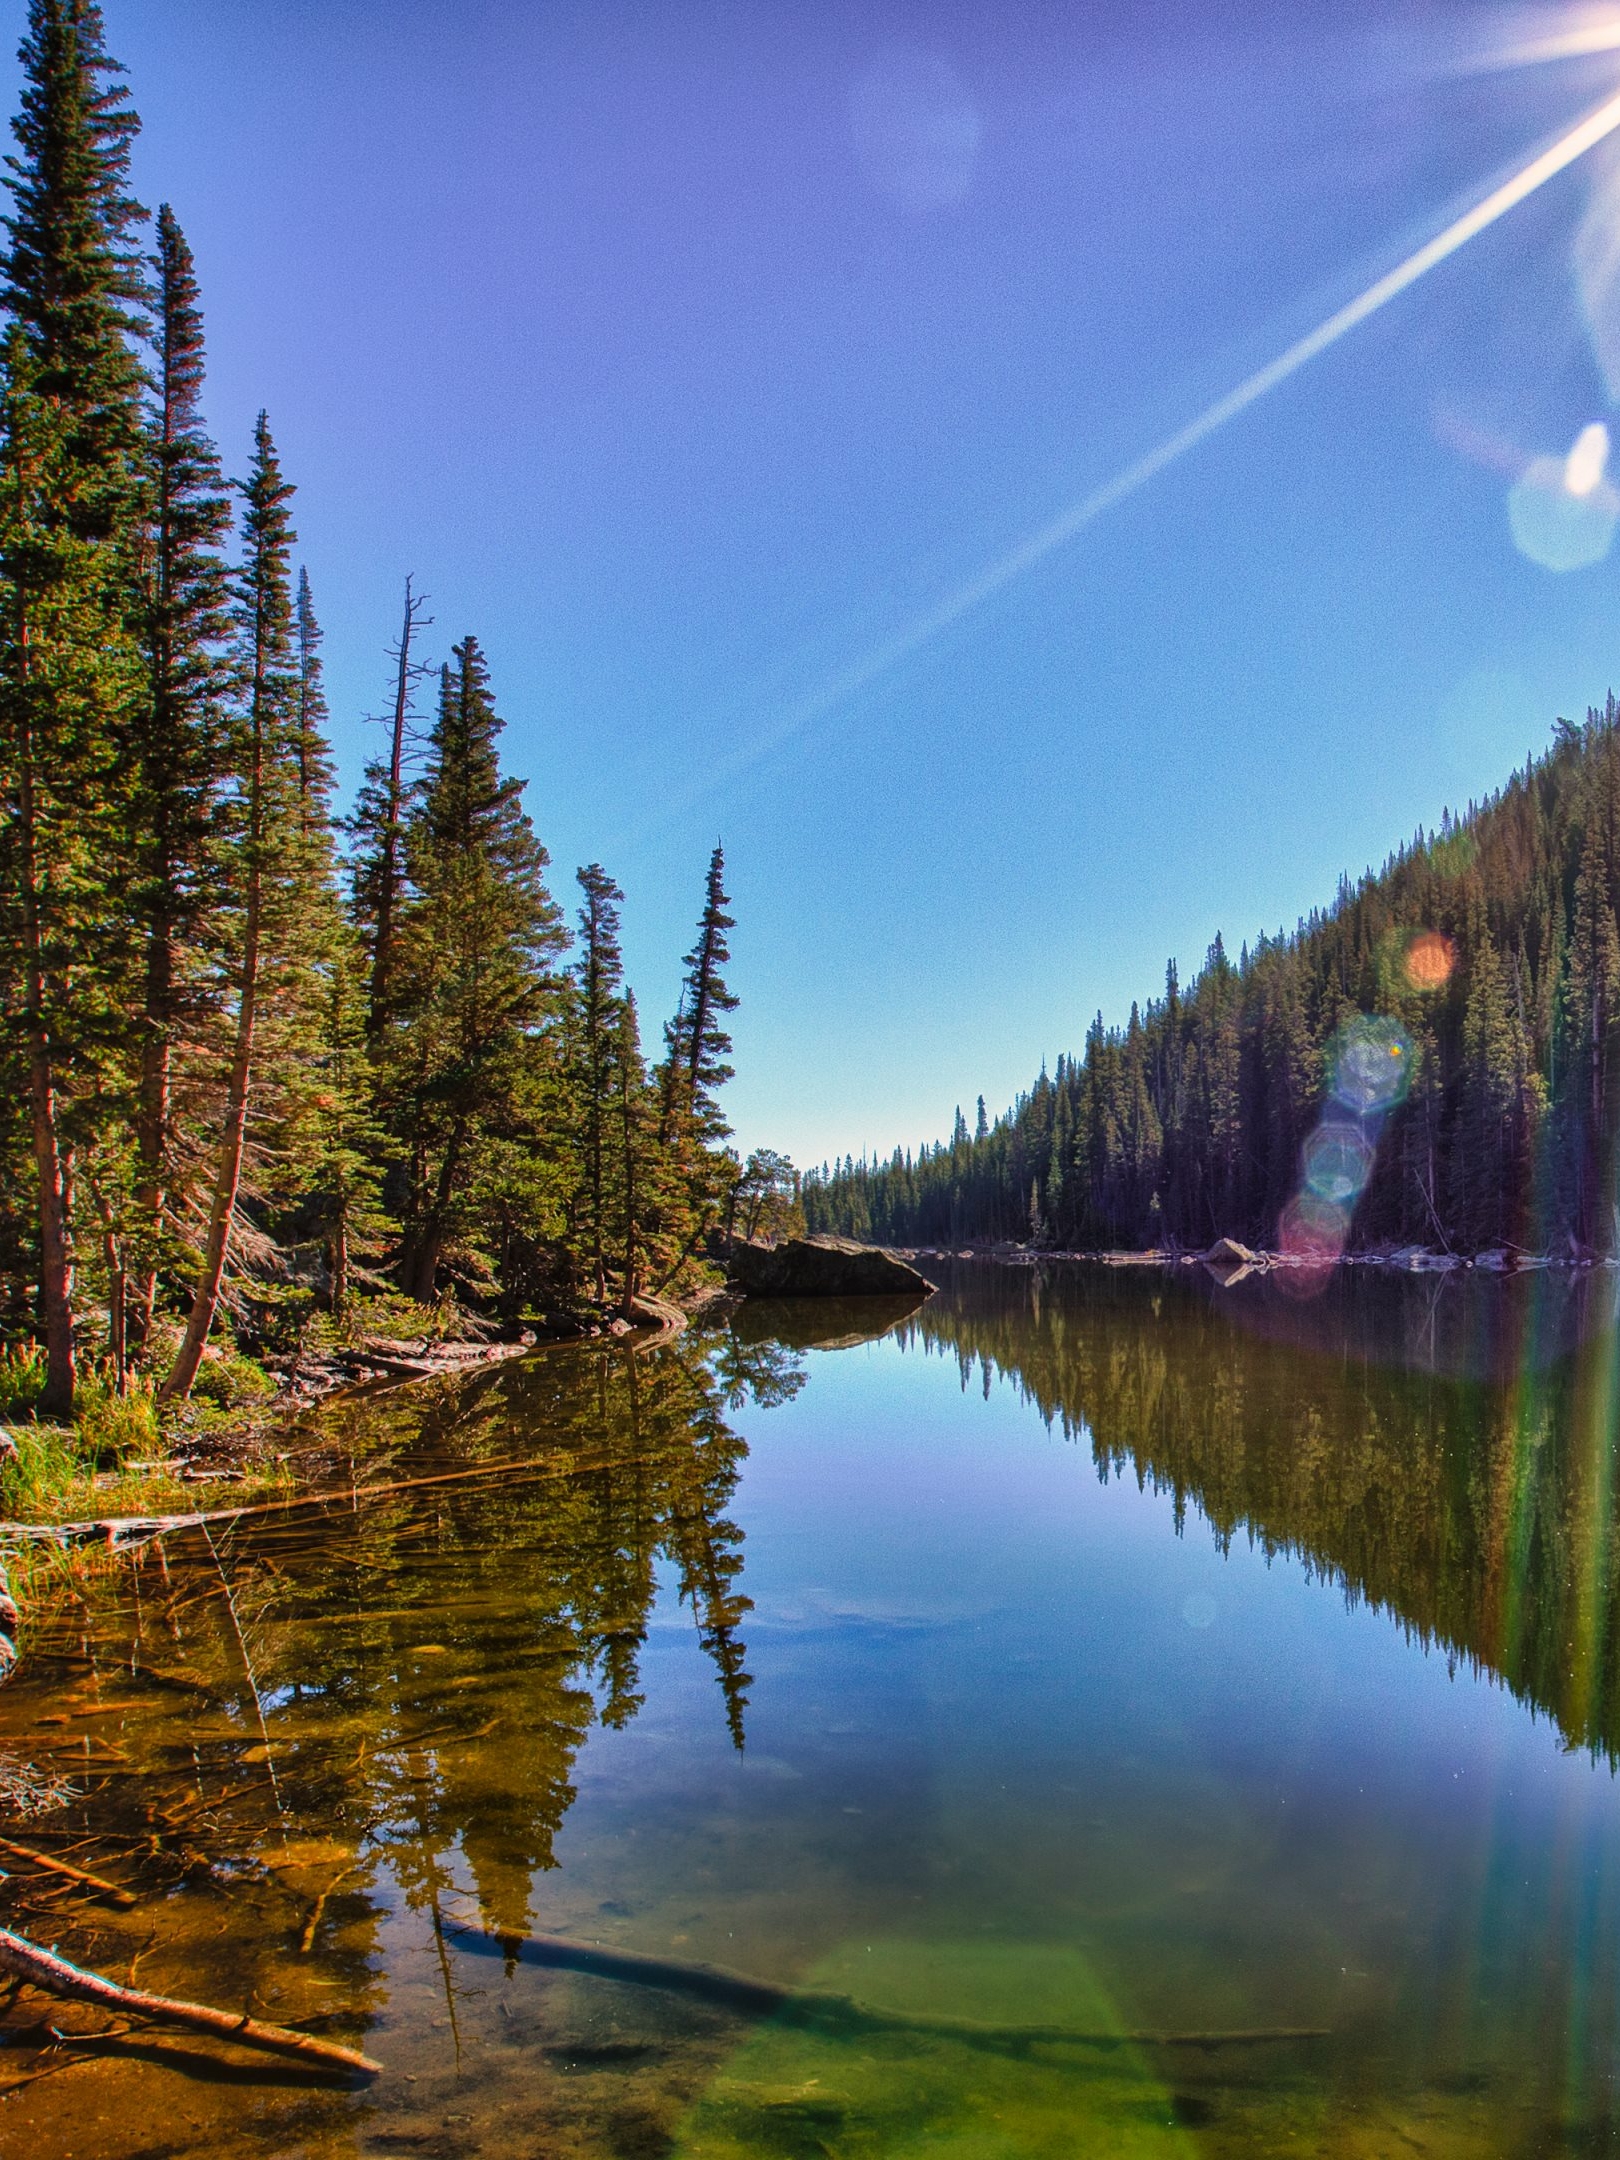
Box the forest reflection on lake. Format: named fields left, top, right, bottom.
left=6, top=1264, right=1620, bottom=2157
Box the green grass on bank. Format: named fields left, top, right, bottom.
left=0, top=1289, right=513, bottom=1535
left=0, top=1341, right=293, bottom=1529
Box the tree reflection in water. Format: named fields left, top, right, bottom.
left=900, top=1258, right=1620, bottom=1763
left=0, top=1330, right=803, bottom=2012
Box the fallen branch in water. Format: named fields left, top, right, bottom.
left=0, top=1838, right=136, bottom=1906
left=298, top=1862, right=361, bottom=1956
left=0, top=1445, right=686, bottom=1549
left=448, top=1926, right=1327, bottom=2052
left=0, top=1927, right=380, bottom=2077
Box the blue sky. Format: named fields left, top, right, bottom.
left=21, top=1, right=1620, bottom=1168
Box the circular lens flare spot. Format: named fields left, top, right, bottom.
left=1302, top=1121, right=1375, bottom=1205
left=1277, top=1193, right=1349, bottom=1298
left=1508, top=445, right=1620, bottom=571
left=1404, top=931, right=1455, bottom=991
left=1328, top=1015, right=1413, bottom=1116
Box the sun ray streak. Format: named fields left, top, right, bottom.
left=651, top=81, right=1620, bottom=830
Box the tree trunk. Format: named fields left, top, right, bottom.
left=129, top=919, right=173, bottom=1356
left=14, top=664, right=76, bottom=1421
left=367, top=575, right=423, bottom=1033
left=91, top=1178, right=126, bottom=1394
left=331, top=1211, right=349, bottom=1319
left=618, top=1072, right=638, bottom=1318
left=161, top=712, right=265, bottom=1403
left=403, top=1124, right=461, bottom=1305
left=160, top=879, right=259, bottom=1402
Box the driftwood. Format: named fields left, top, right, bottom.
left=0, top=1836, right=136, bottom=1905
left=449, top=1926, right=1327, bottom=2052
left=0, top=1926, right=380, bottom=2077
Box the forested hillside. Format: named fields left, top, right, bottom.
left=806, top=702, right=1620, bottom=1260
left=0, top=3, right=788, bottom=1425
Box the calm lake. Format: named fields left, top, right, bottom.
left=5, top=1259, right=1620, bottom=2157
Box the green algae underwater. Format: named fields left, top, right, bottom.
left=5, top=1263, right=1620, bottom=2157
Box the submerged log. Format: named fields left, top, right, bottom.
left=449, top=1925, right=1326, bottom=2052
left=0, top=1926, right=381, bottom=2077
left=0, top=1837, right=136, bottom=1906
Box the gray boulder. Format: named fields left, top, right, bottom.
left=728, top=1236, right=936, bottom=1299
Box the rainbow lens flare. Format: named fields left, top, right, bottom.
left=1328, top=1015, right=1414, bottom=1117
left=1302, top=1120, right=1376, bottom=1204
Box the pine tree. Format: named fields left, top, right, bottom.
left=293, top=566, right=335, bottom=830
left=653, top=842, right=739, bottom=1275
left=162, top=415, right=304, bottom=1400
left=292, top=928, right=388, bottom=1318
left=571, top=862, right=627, bottom=1306
left=349, top=573, right=430, bottom=1033
left=0, top=1, right=150, bottom=1417
left=614, top=988, right=656, bottom=1314
left=663, top=842, right=737, bottom=1147
left=390, top=636, right=567, bottom=1302
left=1559, top=757, right=1620, bottom=1247
left=126, top=202, right=231, bottom=1354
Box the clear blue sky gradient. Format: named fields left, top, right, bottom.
left=19, top=1, right=1620, bottom=1169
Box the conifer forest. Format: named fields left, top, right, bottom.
left=0, top=2, right=770, bottom=1425
left=807, top=703, right=1620, bottom=1262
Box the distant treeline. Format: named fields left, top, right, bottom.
left=807, top=700, right=1620, bottom=1259
left=0, top=4, right=796, bottom=1422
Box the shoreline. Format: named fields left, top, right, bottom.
left=889, top=1242, right=1590, bottom=1276
left=0, top=1288, right=714, bottom=1683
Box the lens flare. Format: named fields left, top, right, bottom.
left=1277, top=1192, right=1350, bottom=1297
left=1328, top=1015, right=1414, bottom=1117
left=1276, top=1014, right=1415, bottom=1290
left=1404, top=930, right=1457, bottom=991
left=652, top=84, right=1620, bottom=833
left=1509, top=426, right=1620, bottom=570
left=1303, top=1120, right=1376, bottom=1204
left=1566, top=420, right=1611, bottom=496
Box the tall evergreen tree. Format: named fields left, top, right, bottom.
left=571, top=862, right=627, bottom=1306
left=0, top=0, right=149, bottom=1417
left=349, top=573, right=430, bottom=1033
left=162, top=414, right=303, bottom=1400
left=390, top=635, right=567, bottom=1303
left=614, top=988, right=656, bottom=1315
left=672, top=842, right=737, bottom=1144
left=126, top=201, right=231, bottom=1353
left=292, top=565, right=335, bottom=830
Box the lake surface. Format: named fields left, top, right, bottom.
left=6, top=1260, right=1620, bottom=2156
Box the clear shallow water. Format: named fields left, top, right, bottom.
left=6, top=1263, right=1620, bottom=2155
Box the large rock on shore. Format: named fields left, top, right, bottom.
left=728, top=1236, right=936, bottom=1299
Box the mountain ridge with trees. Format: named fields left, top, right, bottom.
left=806, top=701, right=1620, bottom=1262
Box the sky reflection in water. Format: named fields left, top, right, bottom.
left=6, top=1266, right=1620, bottom=2155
